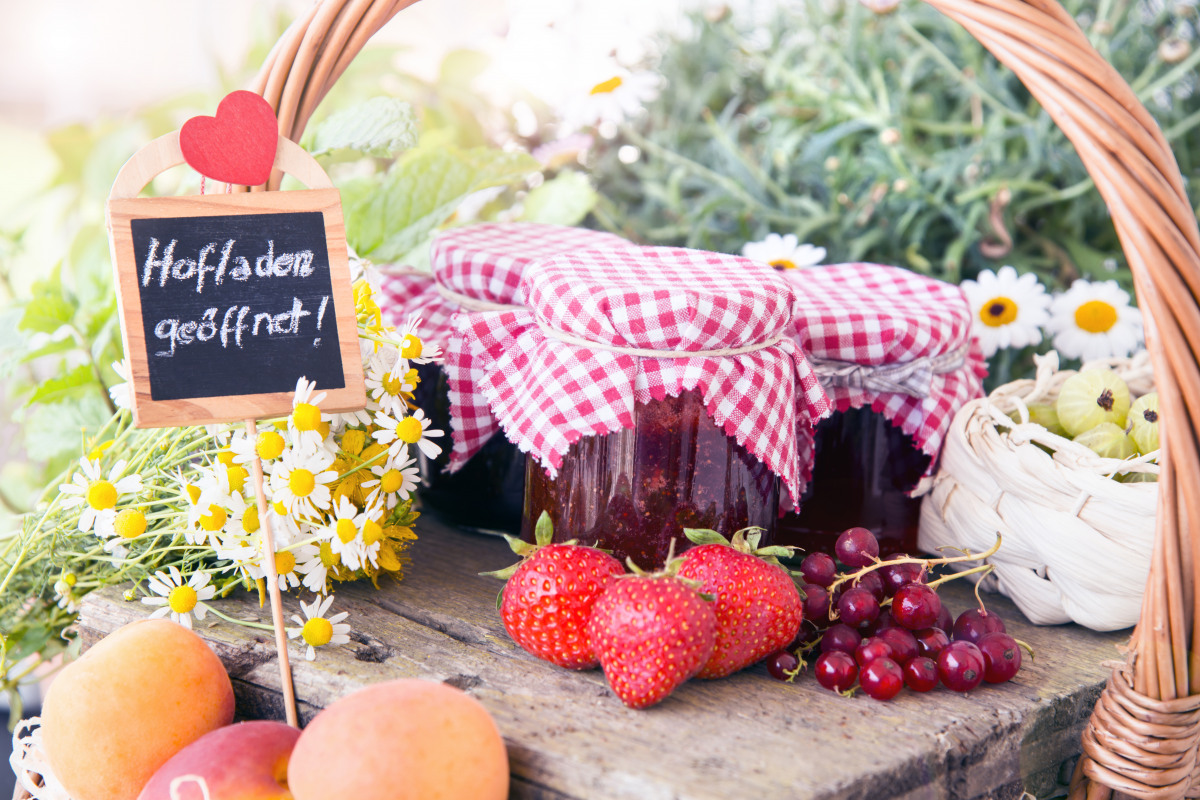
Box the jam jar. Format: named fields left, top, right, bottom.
left=777, top=263, right=986, bottom=559
left=445, top=245, right=829, bottom=570
left=379, top=222, right=630, bottom=534
left=775, top=406, right=930, bottom=558
left=522, top=389, right=779, bottom=569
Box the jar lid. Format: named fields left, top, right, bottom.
left=447, top=246, right=832, bottom=503
left=783, top=263, right=988, bottom=484
left=378, top=222, right=628, bottom=348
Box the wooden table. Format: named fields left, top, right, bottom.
left=77, top=516, right=1127, bottom=800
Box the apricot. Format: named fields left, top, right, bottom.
left=288, top=679, right=508, bottom=800
left=41, top=619, right=235, bottom=800
left=138, top=721, right=299, bottom=800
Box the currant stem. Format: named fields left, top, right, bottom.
left=826, top=534, right=1002, bottom=595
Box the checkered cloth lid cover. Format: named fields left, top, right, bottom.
left=783, top=263, right=988, bottom=486
left=446, top=246, right=833, bottom=503
left=376, top=222, right=629, bottom=347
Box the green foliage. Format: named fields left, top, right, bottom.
left=589, top=0, right=1200, bottom=291
left=304, top=96, right=419, bottom=158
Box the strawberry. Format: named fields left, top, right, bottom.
left=484, top=512, right=624, bottom=669
left=678, top=528, right=804, bottom=679
left=586, top=574, right=717, bottom=708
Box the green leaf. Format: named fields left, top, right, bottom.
left=19, top=336, right=75, bottom=365
left=521, top=171, right=598, bottom=226
left=307, top=97, right=419, bottom=159
left=19, top=270, right=76, bottom=334
left=683, top=528, right=729, bottom=546
left=344, top=144, right=539, bottom=261
left=27, top=363, right=94, bottom=406
left=534, top=511, right=554, bottom=547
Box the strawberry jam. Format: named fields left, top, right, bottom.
left=776, top=406, right=930, bottom=559
left=522, top=389, right=778, bottom=569
left=413, top=364, right=525, bottom=535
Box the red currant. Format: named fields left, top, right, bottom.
left=837, top=587, right=880, bottom=627
left=912, top=627, right=950, bottom=660
left=876, top=627, right=919, bottom=666
left=938, top=641, right=985, bottom=693
left=904, top=657, right=939, bottom=692
left=821, top=623, right=862, bottom=655
left=855, top=570, right=886, bottom=602
left=835, top=527, right=879, bottom=569
left=860, top=657, right=903, bottom=701
left=977, top=632, right=1022, bottom=683
left=879, top=558, right=924, bottom=596
left=767, top=649, right=801, bottom=682
left=862, top=609, right=896, bottom=636
left=855, top=637, right=894, bottom=667
left=935, top=603, right=954, bottom=633
left=815, top=650, right=858, bottom=693
left=892, top=583, right=942, bottom=630
left=952, top=608, right=1007, bottom=644
left=802, top=584, right=830, bottom=624
left=800, top=552, right=837, bottom=587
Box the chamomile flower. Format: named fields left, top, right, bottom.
left=54, top=574, right=79, bottom=613
left=565, top=69, right=661, bottom=131
left=270, top=446, right=337, bottom=520
left=186, top=483, right=235, bottom=547
left=397, top=316, right=442, bottom=365
left=363, top=454, right=419, bottom=509
left=960, top=266, right=1052, bottom=357
left=372, top=408, right=443, bottom=460
left=287, top=595, right=352, bottom=661
left=231, top=427, right=289, bottom=466
left=289, top=377, right=332, bottom=453
left=213, top=536, right=266, bottom=583
left=323, top=497, right=373, bottom=572
left=741, top=233, right=826, bottom=271
left=59, top=458, right=143, bottom=536
left=300, top=541, right=340, bottom=594
left=108, top=359, right=132, bottom=411
left=272, top=539, right=310, bottom=592
left=141, top=567, right=215, bottom=629
left=1046, top=279, right=1145, bottom=361
left=364, top=357, right=419, bottom=419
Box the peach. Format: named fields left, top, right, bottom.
left=41, top=619, right=235, bottom=800
left=288, top=679, right=508, bottom=800
left=137, top=721, right=299, bottom=800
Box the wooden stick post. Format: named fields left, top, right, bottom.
left=245, top=418, right=299, bottom=728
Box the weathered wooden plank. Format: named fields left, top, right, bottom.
left=77, top=516, right=1126, bottom=800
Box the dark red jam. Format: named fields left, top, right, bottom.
left=522, top=390, right=779, bottom=569
left=412, top=364, right=525, bottom=535
left=776, top=406, right=931, bottom=559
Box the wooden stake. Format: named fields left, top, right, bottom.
left=245, top=418, right=299, bottom=728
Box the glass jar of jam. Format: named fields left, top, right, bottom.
left=775, top=406, right=930, bottom=558
left=522, top=389, right=779, bottom=569
left=412, top=363, right=526, bottom=534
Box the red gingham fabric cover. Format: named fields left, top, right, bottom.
left=783, top=264, right=988, bottom=489
left=446, top=246, right=833, bottom=503
left=376, top=222, right=629, bottom=347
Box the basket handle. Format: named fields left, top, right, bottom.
left=107, top=131, right=333, bottom=201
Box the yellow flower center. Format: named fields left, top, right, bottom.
left=336, top=518, right=358, bottom=544
left=226, top=465, right=249, bottom=493
left=319, top=541, right=340, bottom=568
left=288, top=469, right=316, bottom=497
left=242, top=505, right=260, bottom=534
left=185, top=483, right=202, bottom=505
left=395, top=417, right=424, bottom=444
left=256, top=431, right=285, bottom=460
left=382, top=373, right=405, bottom=397
left=980, top=296, right=1018, bottom=327
left=199, top=504, right=227, bottom=532
left=400, top=335, right=423, bottom=360
left=318, top=421, right=331, bottom=439
left=216, top=450, right=235, bottom=467
left=363, top=519, right=384, bottom=546
left=275, top=551, right=296, bottom=575
left=293, top=403, right=322, bottom=433
left=302, top=617, right=333, bottom=647
left=380, top=469, right=404, bottom=494
left=86, top=480, right=118, bottom=511
left=272, top=500, right=288, bottom=516
left=340, top=429, right=367, bottom=456
left=1074, top=299, right=1118, bottom=334
left=590, top=76, right=624, bottom=95
left=769, top=259, right=797, bottom=270
left=113, top=509, right=147, bottom=539
left=167, top=585, right=198, bottom=614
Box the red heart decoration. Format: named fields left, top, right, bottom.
left=180, top=91, right=279, bottom=186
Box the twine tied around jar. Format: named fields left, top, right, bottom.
left=1073, top=661, right=1200, bottom=800
left=807, top=343, right=969, bottom=398
left=535, top=319, right=790, bottom=359
left=435, top=281, right=524, bottom=312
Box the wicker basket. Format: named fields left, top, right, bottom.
left=918, top=351, right=1158, bottom=631
left=15, top=0, right=1200, bottom=798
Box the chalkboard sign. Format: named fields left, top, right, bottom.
left=107, top=189, right=365, bottom=427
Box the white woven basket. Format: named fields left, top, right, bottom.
left=917, top=351, right=1157, bottom=631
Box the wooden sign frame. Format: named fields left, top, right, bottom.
left=105, top=132, right=365, bottom=428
